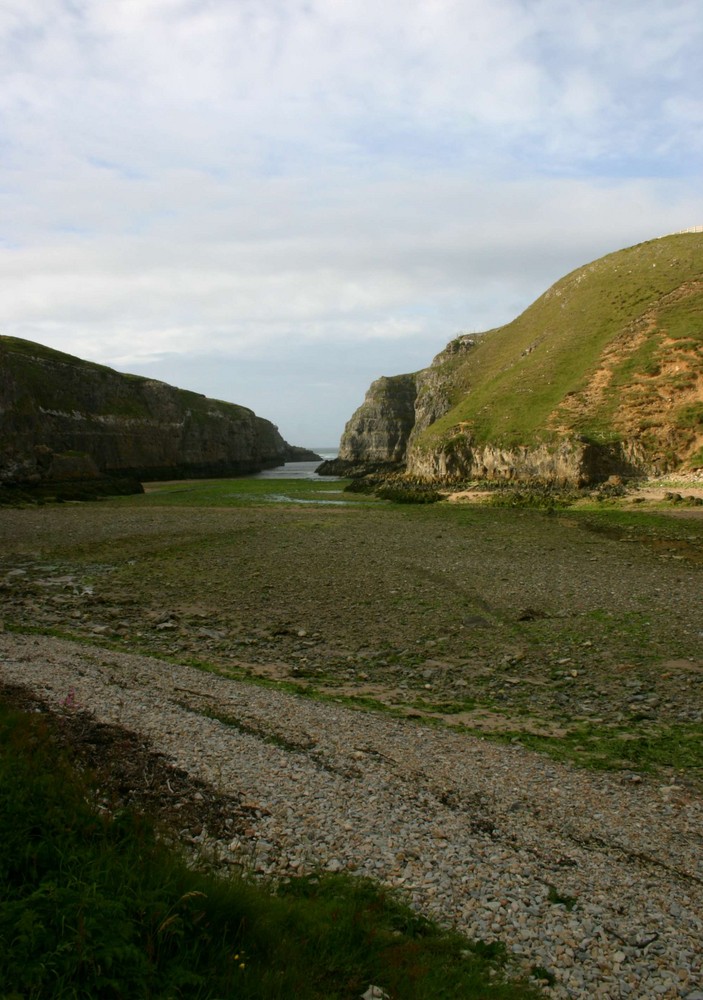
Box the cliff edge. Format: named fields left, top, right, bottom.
left=0, top=337, right=314, bottom=489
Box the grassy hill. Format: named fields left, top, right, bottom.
left=412, top=232, right=703, bottom=472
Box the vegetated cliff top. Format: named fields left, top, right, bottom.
left=0, top=336, right=316, bottom=486
left=0, top=335, right=252, bottom=419
left=412, top=232, right=702, bottom=467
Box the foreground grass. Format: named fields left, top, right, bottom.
left=568, top=505, right=703, bottom=545
left=0, top=702, right=539, bottom=1000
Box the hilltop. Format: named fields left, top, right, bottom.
left=0, top=336, right=318, bottom=494
left=328, top=232, right=703, bottom=484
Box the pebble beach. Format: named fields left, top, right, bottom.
left=2, top=631, right=702, bottom=1000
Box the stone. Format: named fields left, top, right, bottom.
left=336, top=373, right=419, bottom=465
left=198, top=628, right=225, bottom=640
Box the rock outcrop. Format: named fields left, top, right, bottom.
left=407, top=438, right=641, bottom=486
left=326, top=233, right=703, bottom=485
left=0, top=336, right=314, bottom=489
left=318, top=373, right=418, bottom=477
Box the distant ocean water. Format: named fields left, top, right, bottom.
left=249, top=449, right=339, bottom=481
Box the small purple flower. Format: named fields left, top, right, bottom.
left=61, top=688, right=78, bottom=709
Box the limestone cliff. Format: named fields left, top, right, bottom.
left=326, top=372, right=418, bottom=473
left=328, top=233, right=703, bottom=485
left=0, top=336, right=309, bottom=487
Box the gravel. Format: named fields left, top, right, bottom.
left=2, top=630, right=702, bottom=1000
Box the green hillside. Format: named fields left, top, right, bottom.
left=416, top=232, right=703, bottom=463
left=0, top=336, right=252, bottom=421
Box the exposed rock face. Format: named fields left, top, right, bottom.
left=333, top=372, right=418, bottom=470
left=0, top=337, right=307, bottom=486
left=318, top=336, right=474, bottom=478
left=407, top=438, right=641, bottom=487
left=328, top=234, right=703, bottom=485
left=283, top=444, right=325, bottom=462
left=408, top=335, right=477, bottom=444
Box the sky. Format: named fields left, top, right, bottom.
left=1, top=0, right=702, bottom=447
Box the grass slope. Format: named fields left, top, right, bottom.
left=0, top=335, right=253, bottom=422
left=416, top=233, right=703, bottom=456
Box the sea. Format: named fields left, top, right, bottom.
left=248, top=449, right=340, bottom=481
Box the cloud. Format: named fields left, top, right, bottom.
left=1, top=0, right=702, bottom=443
left=4, top=0, right=700, bottom=174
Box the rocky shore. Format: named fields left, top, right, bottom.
left=1, top=476, right=701, bottom=998
left=1, top=631, right=702, bottom=1000
left=1, top=494, right=701, bottom=744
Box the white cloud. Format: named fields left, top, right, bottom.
left=1, top=0, right=702, bottom=443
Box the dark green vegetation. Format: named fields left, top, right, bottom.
left=1, top=476, right=702, bottom=788
left=417, top=233, right=703, bottom=458
left=0, top=474, right=143, bottom=507
left=373, top=483, right=443, bottom=504
left=0, top=699, right=538, bottom=999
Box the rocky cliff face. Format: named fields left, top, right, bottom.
left=328, top=234, right=703, bottom=485
left=406, top=438, right=642, bottom=485
left=324, top=373, right=418, bottom=474
left=407, top=335, right=477, bottom=444
left=0, top=337, right=309, bottom=487
left=323, top=339, right=477, bottom=477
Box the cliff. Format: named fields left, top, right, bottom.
left=0, top=337, right=314, bottom=489
left=315, top=372, right=419, bottom=477
left=328, top=233, right=703, bottom=485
